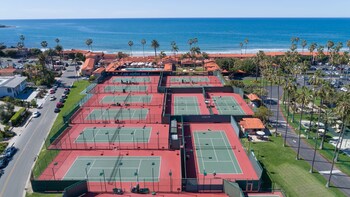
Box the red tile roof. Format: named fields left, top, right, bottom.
left=81, top=58, right=95, bottom=71
left=240, top=118, right=265, bottom=130
left=93, top=67, right=105, bottom=74
left=0, top=67, right=17, bottom=74
left=247, top=93, right=261, bottom=101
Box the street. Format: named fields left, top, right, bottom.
left=0, top=65, right=77, bottom=197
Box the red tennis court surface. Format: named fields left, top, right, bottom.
left=247, top=191, right=285, bottom=197
left=39, top=150, right=181, bottom=193
left=171, top=94, right=210, bottom=115
left=106, top=76, right=160, bottom=84
left=84, top=93, right=164, bottom=107
left=50, top=124, right=169, bottom=150
left=166, top=76, right=223, bottom=87
left=93, top=192, right=229, bottom=197
left=208, top=92, right=254, bottom=116
left=184, top=123, right=259, bottom=182
left=90, top=83, right=159, bottom=94
left=71, top=105, right=163, bottom=124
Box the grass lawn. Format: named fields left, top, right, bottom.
left=26, top=192, right=61, bottom=197
left=243, top=136, right=346, bottom=197
left=32, top=80, right=90, bottom=178
left=280, top=103, right=350, bottom=177
left=0, top=142, right=8, bottom=153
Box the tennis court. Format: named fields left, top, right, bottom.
left=112, top=77, right=151, bottom=83
left=75, top=127, right=152, bottom=143
left=63, top=156, right=160, bottom=182
left=212, top=96, right=246, bottom=115
left=101, top=95, right=152, bottom=104
left=86, top=108, right=149, bottom=120
left=104, top=85, right=148, bottom=93
left=170, top=76, right=210, bottom=83
left=193, top=131, right=242, bottom=174
left=173, top=96, right=200, bottom=115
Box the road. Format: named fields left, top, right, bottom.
left=0, top=65, right=78, bottom=197
left=265, top=85, right=350, bottom=196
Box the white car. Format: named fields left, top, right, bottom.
left=340, top=87, right=348, bottom=92
left=32, top=111, right=41, bottom=118
left=50, top=96, right=56, bottom=101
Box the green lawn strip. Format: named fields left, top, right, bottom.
left=243, top=137, right=346, bottom=197
left=26, top=192, right=61, bottom=197
left=0, top=142, right=9, bottom=153
left=280, top=103, right=350, bottom=176
left=32, top=80, right=90, bottom=178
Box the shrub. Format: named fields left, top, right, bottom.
left=10, top=107, right=26, bottom=126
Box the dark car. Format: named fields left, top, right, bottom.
left=54, top=108, right=60, bottom=113
left=62, top=94, right=67, bottom=99
left=64, top=90, right=70, bottom=94
left=5, top=147, right=17, bottom=158
left=65, top=88, right=70, bottom=92
left=0, top=158, right=8, bottom=169
left=59, top=98, right=66, bottom=103
left=56, top=102, right=63, bottom=108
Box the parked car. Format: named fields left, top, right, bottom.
left=50, top=96, right=56, bottom=101
left=54, top=108, right=60, bottom=113
left=62, top=94, right=67, bottom=99
left=50, top=89, right=55, bottom=94
left=65, top=88, right=70, bottom=92
left=5, top=147, right=17, bottom=158
left=59, top=98, right=66, bottom=103
left=0, top=157, right=8, bottom=169
left=56, top=102, right=63, bottom=108
left=32, top=111, right=41, bottom=118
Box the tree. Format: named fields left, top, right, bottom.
left=308, top=43, right=317, bottom=63
left=254, top=106, right=272, bottom=124
left=85, top=39, right=93, bottom=51
left=55, top=38, right=60, bottom=46
left=41, top=41, right=48, bottom=50
left=55, top=44, right=63, bottom=62
left=128, top=40, right=134, bottom=56
left=244, top=38, right=249, bottom=54
left=151, top=40, right=160, bottom=57
left=171, top=41, right=179, bottom=57
left=283, top=78, right=297, bottom=146
left=159, top=51, right=166, bottom=59
left=239, top=42, right=243, bottom=55
left=141, top=39, right=146, bottom=57
left=301, top=40, right=307, bottom=53
left=347, top=40, right=350, bottom=53
left=188, top=39, right=193, bottom=51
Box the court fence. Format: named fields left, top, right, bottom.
left=223, top=180, right=244, bottom=197
left=213, top=70, right=226, bottom=85
left=63, top=180, right=88, bottom=197
left=31, top=179, right=86, bottom=193
left=249, top=151, right=263, bottom=179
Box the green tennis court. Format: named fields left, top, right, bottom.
left=212, top=96, right=246, bottom=115
left=193, top=131, right=242, bottom=174
left=76, top=127, right=152, bottom=143
left=101, top=95, right=152, bottom=104
left=173, top=96, right=200, bottom=115
left=86, top=108, right=148, bottom=120
left=170, top=76, right=210, bottom=83
left=104, top=85, right=148, bottom=93
left=63, top=156, right=160, bottom=182
left=113, top=77, right=151, bottom=83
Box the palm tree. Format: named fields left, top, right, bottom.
left=309, top=43, right=317, bottom=64
left=239, top=42, right=243, bottom=55
left=171, top=41, right=179, bottom=57
left=301, top=40, right=307, bottom=53
left=128, top=40, right=134, bottom=56
left=244, top=38, right=249, bottom=54
left=151, top=40, right=160, bottom=57
left=188, top=39, right=193, bottom=51
left=41, top=41, right=48, bottom=51
left=55, top=44, right=63, bottom=62
left=192, top=38, right=198, bottom=46
left=85, top=38, right=93, bottom=51
left=347, top=40, right=350, bottom=53
left=55, top=38, right=60, bottom=46
left=141, top=39, right=146, bottom=57
left=283, top=78, right=297, bottom=146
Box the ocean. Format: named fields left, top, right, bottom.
left=0, top=18, right=350, bottom=55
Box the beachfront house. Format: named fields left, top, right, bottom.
left=0, top=76, right=27, bottom=98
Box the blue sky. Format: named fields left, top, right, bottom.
left=1, top=0, right=349, bottom=19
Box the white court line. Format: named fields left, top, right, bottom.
left=194, top=133, right=206, bottom=172
left=219, top=131, right=239, bottom=173
left=210, top=139, right=219, bottom=162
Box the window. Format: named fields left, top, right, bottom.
left=7, top=88, right=12, bottom=93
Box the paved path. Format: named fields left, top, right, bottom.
left=0, top=65, right=78, bottom=197
left=265, top=85, right=350, bottom=196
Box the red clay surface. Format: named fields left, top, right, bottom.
left=106, top=76, right=160, bottom=84
left=93, top=192, right=228, bottom=197
left=171, top=94, right=210, bottom=115
left=247, top=191, right=285, bottom=197
left=39, top=150, right=181, bottom=193
left=71, top=105, right=163, bottom=124
left=50, top=124, right=169, bottom=150
left=84, top=93, right=164, bottom=107
left=166, top=76, right=223, bottom=87
left=208, top=92, right=254, bottom=116
left=91, top=83, right=159, bottom=94
left=186, top=123, right=259, bottom=182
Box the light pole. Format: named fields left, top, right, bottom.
left=203, top=169, right=207, bottom=191
left=92, top=127, right=96, bottom=148
left=134, top=169, right=139, bottom=186
left=52, top=162, right=58, bottom=180
left=80, top=132, right=87, bottom=149
left=100, top=170, right=107, bottom=192
left=157, top=131, right=160, bottom=150
left=106, top=132, right=111, bottom=149
left=143, top=128, right=146, bottom=149
left=152, top=162, right=155, bottom=192
left=85, top=162, right=91, bottom=188
left=119, top=165, right=123, bottom=189
left=169, top=169, right=172, bottom=192
left=117, top=127, right=121, bottom=148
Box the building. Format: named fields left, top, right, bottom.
left=0, top=67, right=19, bottom=76
left=81, top=58, right=96, bottom=76
left=239, top=118, right=265, bottom=135
left=0, top=76, right=27, bottom=97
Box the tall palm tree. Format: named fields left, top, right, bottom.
left=128, top=40, right=134, bottom=56
left=347, top=40, right=350, bottom=53
left=151, top=40, right=159, bottom=57
left=192, top=38, right=198, bottom=46
left=55, top=38, right=60, bottom=46
left=188, top=39, right=193, bottom=51
left=244, top=38, right=249, bottom=54
left=309, top=43, right=317, bottom=64
left=171, top=41, right=179, bottom=58
left=301, top=40, right=307, bottom=53
left=283, top=78, right=297, bottom=146
left=85, top=38, right=93, bottom=51
left=141, top=39, right=146, bottom=57
left=273, top=68, right=283, bottom=137
left=318, top=83, right=335, bottom=149
left=55, top=44, right=63, bottom=62
left=239, top=42, right=243, bottom=55
left=41, top=41, right=48, bottom=50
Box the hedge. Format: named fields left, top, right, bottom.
left=10, top=107, right=26, bottom=126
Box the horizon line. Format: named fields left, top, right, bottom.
left=1, top=16, right=350, bottom=20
